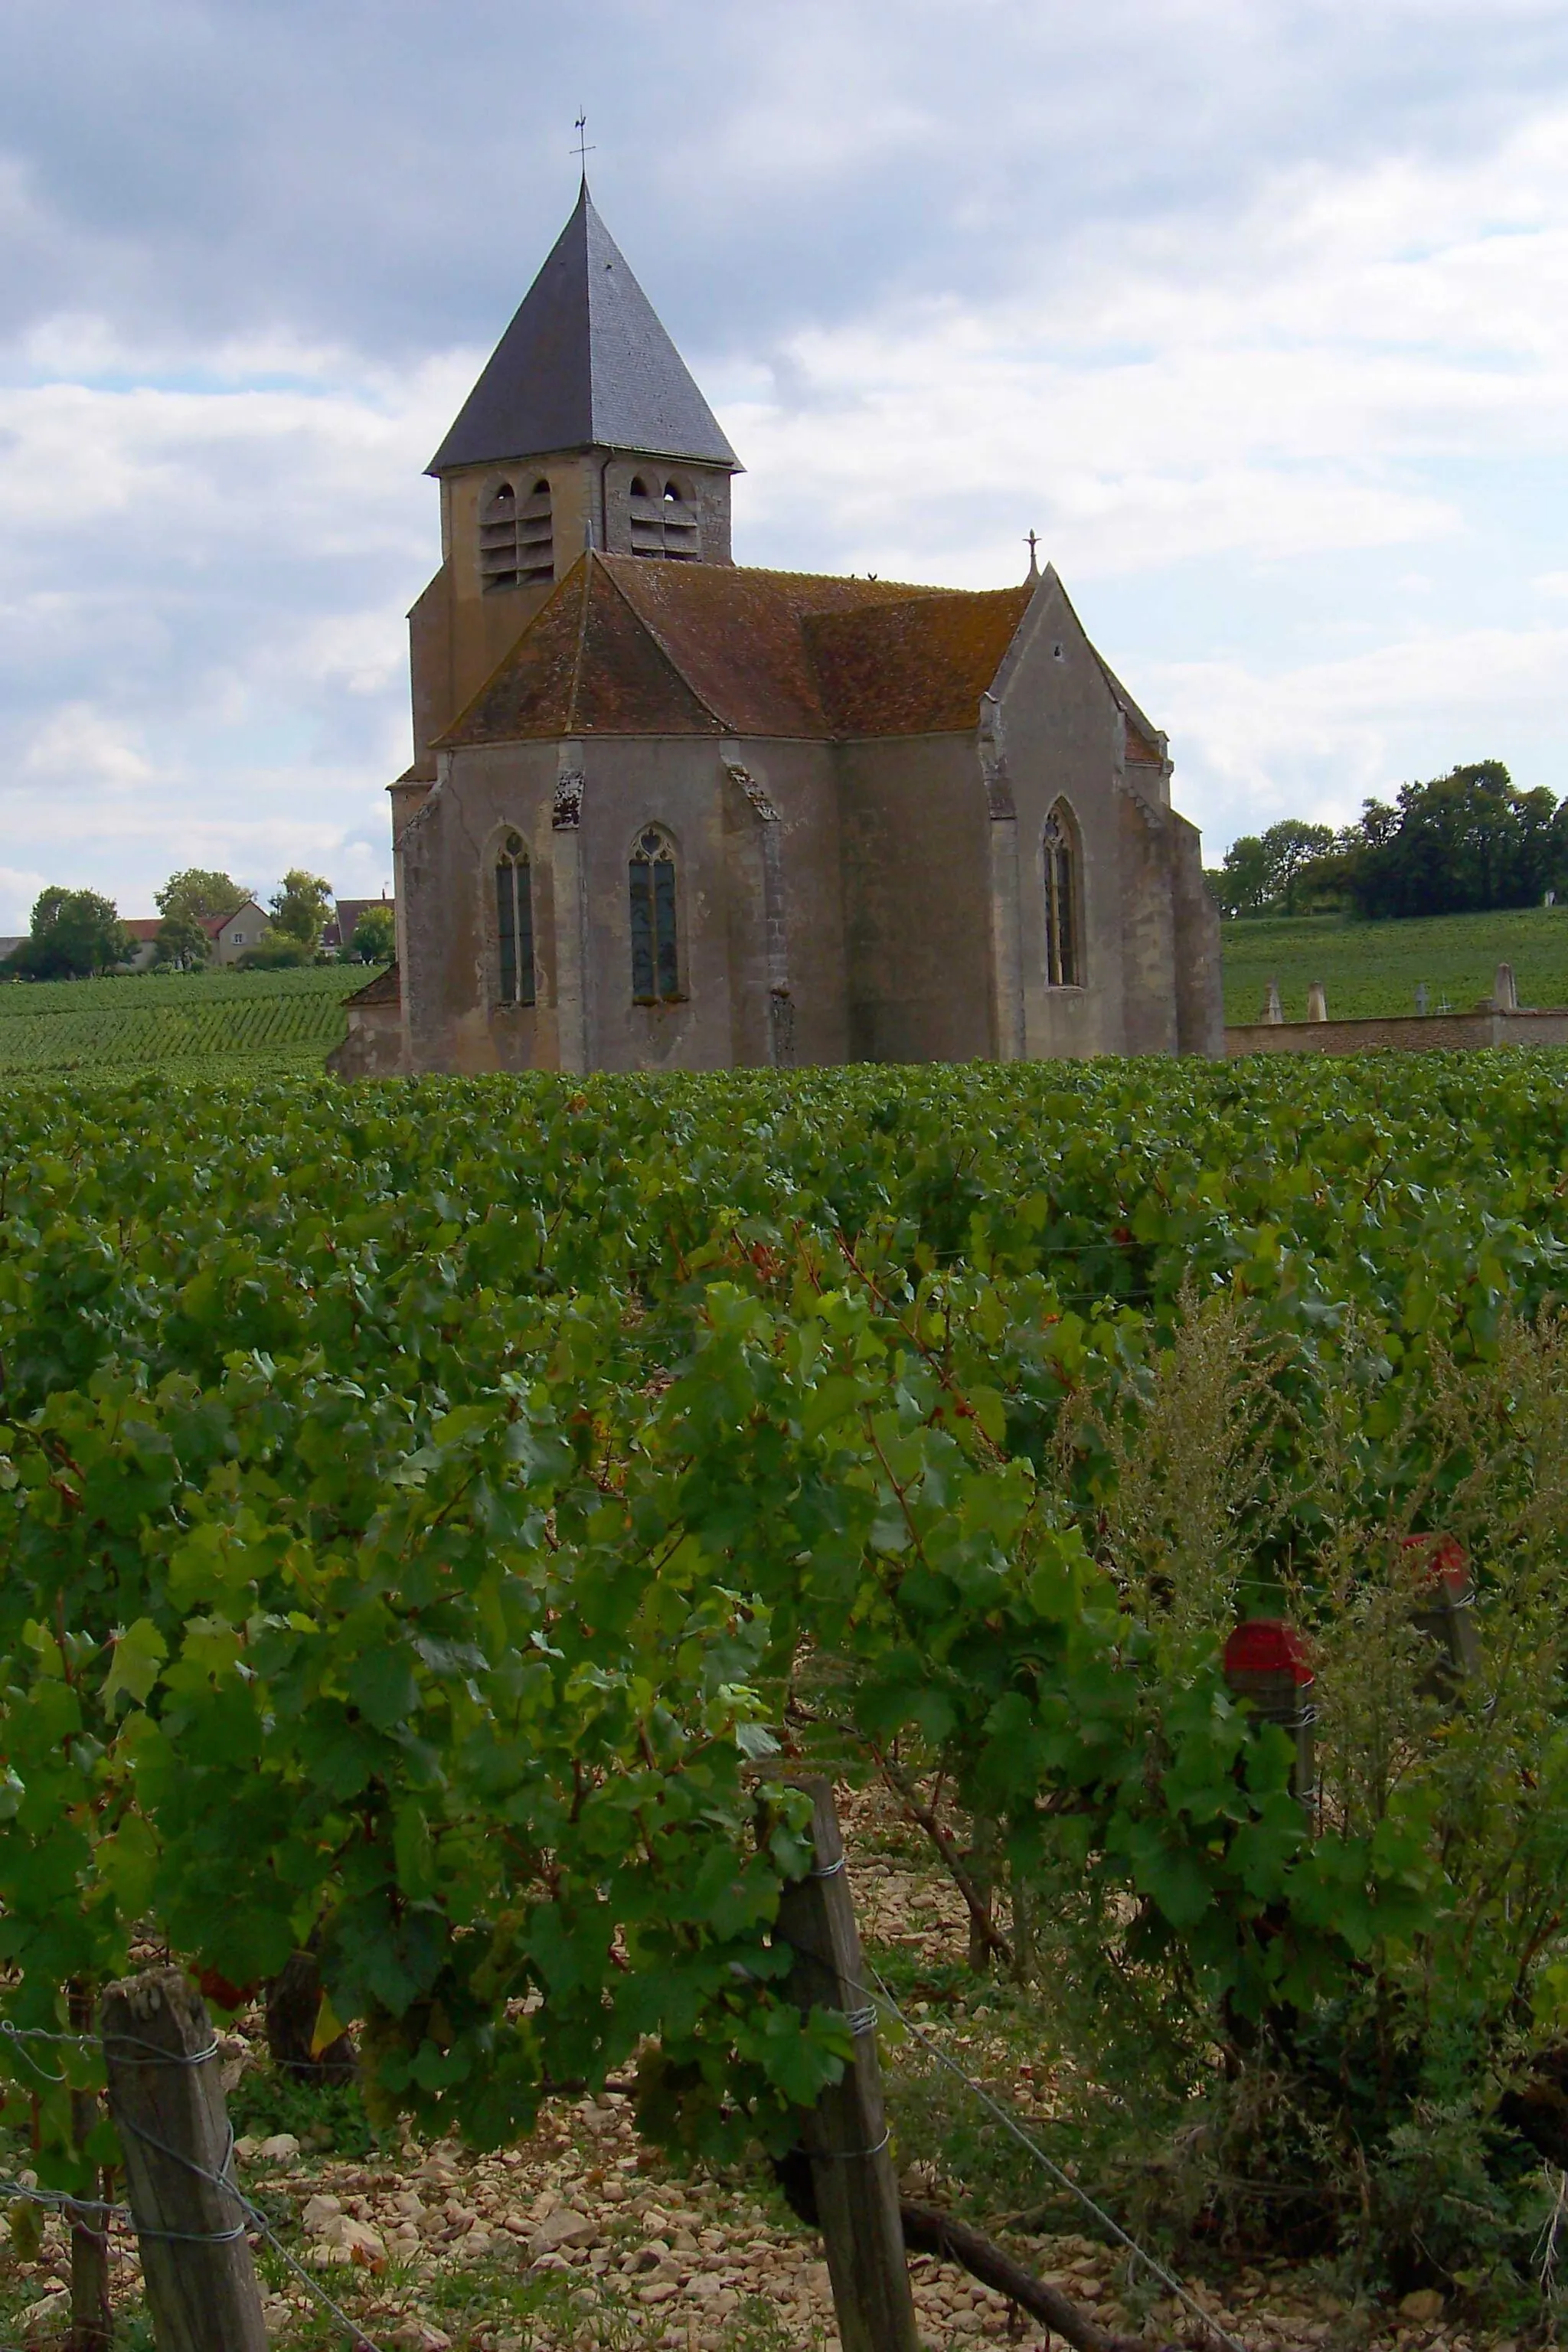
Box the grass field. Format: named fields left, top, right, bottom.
left=1220, top=903, right=1568, bottom=1024
left=0, top=962, right=376, bottom=1076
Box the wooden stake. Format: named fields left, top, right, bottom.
left=65, top=1981, right=111, bottom=2352
left=775, top=1778, right=920, bottom=2352
left=100, top=1968, right=268, bottom=2352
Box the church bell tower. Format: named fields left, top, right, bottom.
left=397, top=178, right=743, bottom=799
left=427, top=180, right=740, bottom=604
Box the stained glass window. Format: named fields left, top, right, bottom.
left=629, top=827, right=681, bottom=1001
left=1043, top=805, right=1080, bottom=988
left=495, top=834, right=535, bottom=1005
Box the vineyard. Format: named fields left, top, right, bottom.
left=0, top=965, right=368, bottom=1077
left=5, top=1052, right=1568, bottom=2348
left=1221, top=902, right=1568, bottom=1023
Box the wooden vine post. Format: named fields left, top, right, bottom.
left=65, top=1980, right=112, bottom=2352
left=775, top=1777, right=920, bottom=2352
left=100, top=1968, right=268, bottom=2352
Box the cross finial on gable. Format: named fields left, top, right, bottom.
left=1025, top=529, right=1040, bottom=581
left=572, top=112, right=596, bottom=181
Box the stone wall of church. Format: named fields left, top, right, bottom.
left=714, top=740, right=851, bottom=1069
left=397, top=741, right=563, bottom=1075
left=405, top=562, right=555, bottom=782
left=1170, top=812, right=1226, bottom=1054
left=837, top=736, right=994, bottom=1063
left=397, top=734, right=849, bottom=1076
left=1114, top=782, right=1181, bottom=1054
left=989, top=577, right=1133, bottom=1059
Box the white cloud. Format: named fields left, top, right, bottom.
left=4, top=0, right=1568, bottom=923
left=21, top=704, right=152, bottom=790
left=1154, top=624, right=1568, bottom=843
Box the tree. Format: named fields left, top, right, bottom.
left=155, top=868, right=248, bottom=925
left=1213, top=835, right=1274, bottom=916
left=269, top=869, right=333, bottom=952
left=8, top=887, right=131, bottom=978
left=154, top=910, right=213, bottom=971
left=1341, top=761, right=1564, bottom=920
left=238, top=933, right=314, bottom=970
left=348, top=903, right=396, bottom=963
left=1212, top=821, right=1335, bottom=916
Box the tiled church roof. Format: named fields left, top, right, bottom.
left=427, top=185, right=740, bottom=476
left=438, top=555, right=1034, bottom=747
left=806, top=589, right=1035, bottom=737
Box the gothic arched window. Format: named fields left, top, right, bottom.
left=495, top=833, right=535, bottom=1005
left=1043, top=802, right=1081, bottom=988
left=629, top=826, right=680, bottom=1002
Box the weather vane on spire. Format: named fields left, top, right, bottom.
left=573, top=113, right=596, bottom=177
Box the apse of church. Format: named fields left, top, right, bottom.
left=332, top=181, right=1223, bottom=1078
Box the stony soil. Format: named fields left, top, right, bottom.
left=0, top=1790, right=1537, bottom=2352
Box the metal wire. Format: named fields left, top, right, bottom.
left=101, top=2034, right=220, bottom=2069
left=862, top=1957, right=1248, bottom=2352
left=1, top=2020, right=220, bottom=2077
left=798, top=2125, right=891, bottom=2161
left=111, top=2112, right=384, bottom=2352
left=0, top=2122, right=383, bottom=2349
left=770, top=1916, right=1245, bottom=2352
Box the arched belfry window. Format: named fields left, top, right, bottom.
left=662, top=479, right=698, bottom=559
left=495, top=833, right=536, bottom=1005
left=629, top=473, right=700, bottom=562
left=629, top=826, right=680, bottom=1002
left=481, top=477, right=553, bottom=591
left=1043, top=802, right=1081, bottom=988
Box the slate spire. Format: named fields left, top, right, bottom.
left=427, top=183, right=740, bottom=476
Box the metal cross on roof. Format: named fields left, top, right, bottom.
left=573, top=113, right=596, bottom=175
left=1025, top=529, right=1040, bottom=580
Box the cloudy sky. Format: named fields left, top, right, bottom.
left=3, top=0, right=1568, bottom=930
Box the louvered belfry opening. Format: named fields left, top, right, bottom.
left=479, top=481, right=518, bottom=588
left=629, top=475, right=701, bottom=562
left=482, top=479, right=553, bottom=592
left=516, top=480, right=554, bottom=584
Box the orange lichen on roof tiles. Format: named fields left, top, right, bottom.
left=605, top=557, right=939, bottom=737
left=439, top=560, right=720, bottom=746
left=438, top=555, right=1036, bottom=746
left=805, top=586, right=1034, bottom=737
left=343, top=961, right=400, bottom=1008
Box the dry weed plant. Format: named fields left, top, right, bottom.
left=985, top=1298, right=1568, bottom=2290
left=1054, top=1284, right=1300, bottom=1655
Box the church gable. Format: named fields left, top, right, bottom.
left=437, top=556, right=722, bottom=745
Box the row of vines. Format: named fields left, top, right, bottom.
left=6, top=1052, right=1568, bottom=2305
left=0, top=968, right=356, bottom=1073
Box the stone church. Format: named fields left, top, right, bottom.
left=334, top=181, right=1222, bottom=1076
